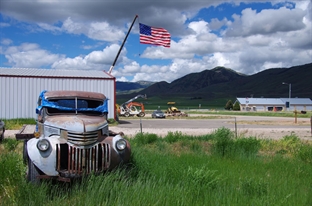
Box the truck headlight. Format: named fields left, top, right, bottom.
left=37, top=139, right=50, bottom=151
left=116, top=139, right=127, bottom=151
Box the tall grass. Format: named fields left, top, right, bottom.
left=1, top=129, right=312, bottom=205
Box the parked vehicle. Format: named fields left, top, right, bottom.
left=16, top=90, right=131, bottom=183
left=152, top=110, right=166, bottom=118
left=0, top=120, right=5, bottom=142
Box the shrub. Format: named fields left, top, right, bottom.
left=212, top=127, right=234, bottom=157
left=224, top=100, right=233, bottom=110
left=233, top=101, right=240, bottom=111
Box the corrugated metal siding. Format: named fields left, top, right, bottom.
left=0, top=76, right=115, bottom=119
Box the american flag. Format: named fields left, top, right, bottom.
left=139, top=23, right=170, bottom=48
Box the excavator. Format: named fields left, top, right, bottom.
left=116, top=94, right=147, bottom=117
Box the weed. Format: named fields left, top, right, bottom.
left=239, top=177, right=268, bottom=197
left=296, top=144, right=312, bottom=164
left=3, top=138, right=19, bottom=151
left=233, top=137, right=261, bottom=157
left=132, top=132, right=158, bottom=146
left=212, top=127, right=234, bottom=157
left=186, top=166, right=221, bottom=189
left=164, top=131, right=184, bottom=143
left=275, top=134, right=302, bottom=155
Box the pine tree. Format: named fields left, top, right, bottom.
left=224, top=100, right=233, bottom=110
left=233, top=101, right=240, bottom=111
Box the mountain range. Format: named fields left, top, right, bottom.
left=117, top=62, right=312, bottom=100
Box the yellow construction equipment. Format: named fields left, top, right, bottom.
left=165, top=102, right=188, bottom=117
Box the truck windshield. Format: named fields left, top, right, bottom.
left=46, top=98, right=104, bottom=115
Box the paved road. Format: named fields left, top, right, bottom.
left=117, top=115, right=310, bottom=130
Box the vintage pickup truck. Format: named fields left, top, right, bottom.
left=16, top=90, right=131, bottom=183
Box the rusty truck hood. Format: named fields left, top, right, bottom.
left=44, top=115, right=107, bottom=132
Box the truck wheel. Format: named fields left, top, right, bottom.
left=0, top=130, right=4, bottom=142
left=124, top=112, right=130, bottom=117
left=138, top=112, right=145, bottom=117
left=27, top=157, right=40, bottom=184
left=23, top=140, right=28, bottom=164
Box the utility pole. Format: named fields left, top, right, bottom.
left=282, top=82, right=291, bottom=111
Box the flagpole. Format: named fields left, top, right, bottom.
left=108, top=15, right=138, bottom=74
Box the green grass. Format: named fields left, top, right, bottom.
left=117, top=96, right=232, bottom=110
left=1, top=128, right=312, bottom=205
left=2, top=118, right=36, bottom=130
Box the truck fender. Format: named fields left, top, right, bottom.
left=27, top=137, right=60, bottom=176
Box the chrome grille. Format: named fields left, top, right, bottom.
left=56, top=143, right=110, bottom=177
left=67, top=130, right=99, bottom=146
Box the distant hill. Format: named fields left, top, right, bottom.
left=144, top=66, right=245, bottom=95
left=116, top=80, right=154, bottom=94
left=117, top=63, right=312, bottom=100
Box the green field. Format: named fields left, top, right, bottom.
left=116, top=95, right=233, bottom=110
left=1, top=128, right=312, bottom=205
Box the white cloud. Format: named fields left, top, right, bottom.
left=0, top=0, right=311, bottom=83
left=226, top=7, right=306, bottom=37
left=3, top=43, right=63, bottom=68
left=52, top=44, right=125, bottom=70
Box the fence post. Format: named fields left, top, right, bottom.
left=234, top=117, right=237, bottom=138
left=294, top=110, right=298, bottom=123
left=140, top=117, right=142, bottom=134
left=310, top=116, right=312, bottom=137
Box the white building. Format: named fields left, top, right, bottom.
left=235, top=97, right=312, bottom=112
left=0, top=68, right=116, bottom=119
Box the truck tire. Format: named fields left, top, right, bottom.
left=124, top=112, right=130, bottom=117
left=23, top=140, right=28, bottom=164
left=0, top=129, right=4, bottom=142
left=27, top=157, right=40, bottom=184
left=138, top=112, right=145, bottom=117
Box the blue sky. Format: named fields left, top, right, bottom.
left=0, top=0, right=311, bottom=82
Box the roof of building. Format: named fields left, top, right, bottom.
left=236, top=97, right=312, bottom=105
left=280, top=98, right=312, bottom=105
left=0, top=67, right=113, bottom=79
